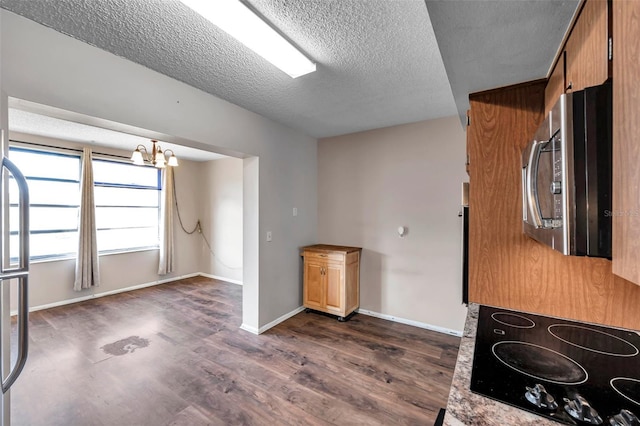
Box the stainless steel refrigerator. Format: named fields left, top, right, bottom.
left=0, top=127, right=30, bottom=426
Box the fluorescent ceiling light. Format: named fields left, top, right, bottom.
left=180, top=0, right=316, bottom=78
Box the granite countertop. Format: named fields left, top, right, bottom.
left=443, top=304, right=558, bottom=426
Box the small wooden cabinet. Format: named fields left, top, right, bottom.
left=302, top=244, right=361, bottom=321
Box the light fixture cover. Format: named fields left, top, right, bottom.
left=155, top=155, right=166, bottom=169
left=153, top=146, right=162, bottom=163
left=180, top=0, right=316, bottom=78
left=167, top=155, right=179, bottom=167
left=131, top=150, right=145, bottom=166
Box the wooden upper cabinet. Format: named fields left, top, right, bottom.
left=612, top=0, right=640, bottom=285
left=544, top=0, right=609, bottom=114
left=467, top=81, right=640, bottom=330
left=565, top=0, right=610, bottom=93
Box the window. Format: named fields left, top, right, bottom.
left=9, top=147, right=81, bottom=260
left=8, top=146, right=161, bottom=261
left=93, top=159, right=161, bottom=253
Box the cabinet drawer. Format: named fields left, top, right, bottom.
left=303, top=251, right=345, bottom=263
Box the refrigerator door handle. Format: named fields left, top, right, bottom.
left=0, top=157, right=30, bottom=394
left=1, top=157, right=29, bottom=272
left=1, top=275, right=28, bottom=394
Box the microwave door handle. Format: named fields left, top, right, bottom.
left=526, top=140, right=545, bottom=228
left=522, top=167, right=527, bottom=222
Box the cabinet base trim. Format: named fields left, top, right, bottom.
left=241, top=306, right=306, bottom=335
left=304, top=307, right=358, bottom=322
left=357, top=308, right=463, bottom=337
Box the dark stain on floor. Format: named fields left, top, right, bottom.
left=101, top=336, right=150, bottom=356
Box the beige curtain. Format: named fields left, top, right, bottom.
left=158, top=166, right=175, bottom=275
left=74, top=148, right=100, bottom=291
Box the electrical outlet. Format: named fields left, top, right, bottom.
left=266, top=231, right=272, bottom=242
left=293, top=207, right=298, bottom=217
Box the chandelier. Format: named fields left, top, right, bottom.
left=131, top=139, right=178, bottom=168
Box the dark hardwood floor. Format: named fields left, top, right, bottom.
left=12, top=277, right=460, bottom=425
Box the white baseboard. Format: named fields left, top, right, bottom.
left=357, top=308, right=463, bottom=337
left=21, top=273, right=462, bottom=339
left=258, top=306, right=305, bottom=334
left=239, top=323, right=259, bottom=334
left=199, top=272, right=243, bottom=286
left=25, top=272, right=202, bottom=314
left=240, top=306, right=305, bottom=335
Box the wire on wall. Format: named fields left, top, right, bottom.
left=172, top=175, right=242, bottom=270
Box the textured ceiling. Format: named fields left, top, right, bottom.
left=0, top=0, right=456, bottom=138
left=426, top=0, right=579, bottom=123
left=1, top=0, right=579, bottom=139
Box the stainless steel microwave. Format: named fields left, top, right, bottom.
left=522, top=80, right=612, bottom=258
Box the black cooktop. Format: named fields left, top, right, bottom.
left=470, top=305, right=640, bottom=425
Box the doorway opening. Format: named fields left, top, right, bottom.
left=5, top=98, right=258, bottom=331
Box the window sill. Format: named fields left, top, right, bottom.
left=99, top=246, right=160, bottom=257
left=28, top=246, right=160, bottom=265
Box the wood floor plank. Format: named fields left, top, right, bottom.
left=263, top=322, right=447, bottom=423
left=11, top=278, right=459, bottom=426
left=168, top=405, right=225, bottom=426
left=280, top=315, right=458, bottom=381
left=194, top=344, right=374, bottom=425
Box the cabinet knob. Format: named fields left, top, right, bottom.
left=319, top=254, right=328, bottom=257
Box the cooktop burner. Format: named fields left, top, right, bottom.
left=610, top=378, right=640, bottom=406
left=471, top=306, right=640, bottom=425
left=548, top=324, right=639, bottom=357
left=491, top=312, right=536, bottom=328
left=492, top=341, right=588, bottom=385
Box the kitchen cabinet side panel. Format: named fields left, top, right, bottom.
left=612, top=0, right=640, bottom=285
left=345, top=252, right=360, bottom=314
left=545, top=54, right=565, bottom=114
left=467, top=81, right=640, bottom=329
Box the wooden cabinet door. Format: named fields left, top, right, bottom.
left=612, top=0, right=640, bottom=285
left=304, top=261, right=324, bottom=310
left=324, top=263, right=343, bottom=314
left=565, top=0, right=609, bottom=93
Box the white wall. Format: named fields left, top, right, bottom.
left=201, top=158, right=243, bottom=283
left=1, top=10, right=318, bottom=331
left=318, top=117, right=468, bottom=333
left=8, top=132, right=204, bottom=309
